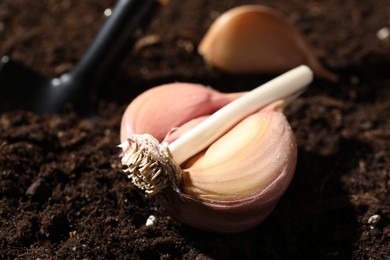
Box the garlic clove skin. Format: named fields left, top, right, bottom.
left=120, top=83, right=243, bottom=143
left=120, top=82, right=297, bottom=233
left=181, top=107, right=296, bottom=203
left=198, top=5, right=338, bottom=81
left=169, top=106, right=297, bottom=233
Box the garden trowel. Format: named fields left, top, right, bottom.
left=0, top=0, right=158, bottom=116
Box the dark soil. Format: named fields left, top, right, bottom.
left=1, top=0, right=389, bottom=259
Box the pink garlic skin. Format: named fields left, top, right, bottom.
left=120, top=83, right=297, bottom=233
left=120, top=83, right=241, bottom=143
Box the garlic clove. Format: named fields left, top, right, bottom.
left=120, top=89, right=296, bottom=232
left=120, top=66, right=312, bottom=233
left=122, top=99, right=297, bottom=233
left=181, top=107, right=296, bottom=202
left=164, top=105, right=296, bottom=233
left=120, top=83, right=242, bottom=143
left=198, top=5, right=338, bottom=81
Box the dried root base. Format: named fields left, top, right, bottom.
left=120, top=134, right=182, bottom=195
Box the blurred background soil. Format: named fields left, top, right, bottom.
left=0, top=0, right=389, bottom=258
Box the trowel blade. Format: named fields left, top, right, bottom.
left=0, top=55, right=50, bottom=110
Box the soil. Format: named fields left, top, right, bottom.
left=1, top=0, right=389, bottom=259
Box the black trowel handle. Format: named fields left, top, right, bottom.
left=72, top=0, right=156, bottom=82
left=38, top=0, right=157, bottom=114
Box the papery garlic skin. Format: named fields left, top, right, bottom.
left=120, top=82, right=299, bottom=233
left=198, top=5, right=338, bottom=81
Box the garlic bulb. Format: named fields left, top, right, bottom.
left=198, top=5, right=338, bottom=81
left=120, top=66, right=313, bottom=233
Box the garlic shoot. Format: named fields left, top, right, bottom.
left=121, top=65, right=312, bottom=195
left=198, top=5, right=338, bottom=81
left=169, top=65, right=312, bottom=165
